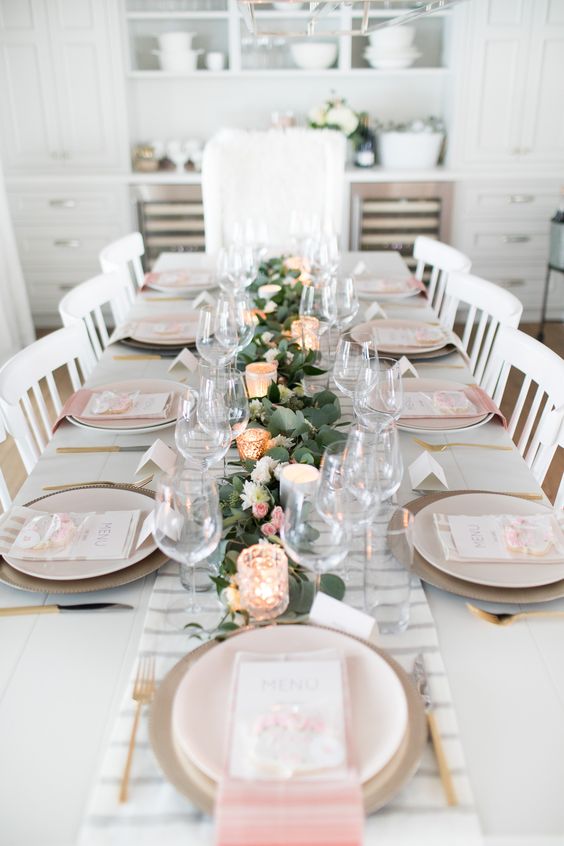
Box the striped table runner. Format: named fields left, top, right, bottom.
left=78, top=557, right=482, bottom=846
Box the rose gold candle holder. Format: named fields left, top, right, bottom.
left=245, top=361, right=278, bottom=398
left=236, top=427, right=271, bottom=461
left=290, top=317, right=320, bottom=351
left=237, top=544, right=289, bottom=621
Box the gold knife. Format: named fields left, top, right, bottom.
left=0, top=603, right=133, bottom=617
left=57, top=446, right=151, bottom=454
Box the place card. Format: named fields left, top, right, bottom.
left=309, top=592, right=376, bottom=641
left=81, top=391, right=172, bottom=421
left=168, top=347, right=198, bottom=375
left=408, top=452, right=449, bottom=491
left=434, top=513, right=564, bottom=563
left=397, top=356, right=418, bottom=378
left=135, top=439, right=177, bottom=475
left=193, top=290, right=216, bottom=308
left=365, top=302, right=389, bottom=321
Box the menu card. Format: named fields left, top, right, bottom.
left=374, top=326, right=445, bottom=348
left=434, top=512, right=564, bottom=563
left=80, top=390, right=172, bottom=420
left=402, top=390, right=479, bottom=419
left=0, top=507, right=141, bottom=561
left=227, top=651, right=350, bottom=781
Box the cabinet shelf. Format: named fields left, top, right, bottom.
left=126, top=10, right=229, bottom=19
left=128, top=66, right=448, bottom=78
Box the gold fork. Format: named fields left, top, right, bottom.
left=467, top=603, right=564, bottom=627
left=42, top=474, right=154, bottom=492
left=413, top=437, right=513, bottom=453
left=119, top=655, right=157, bottom=803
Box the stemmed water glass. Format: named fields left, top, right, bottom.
left=153, top=470, right=222, bottom=621
left=196, top=305, right=239, bottom=368
left=175, top=388, right=231, bottom=476
left=215, top=292, right=255, bottom=353
left=216, top=243, right=257, bottom=293
left=331, top=275, right=359, bottom=332
left=299, top=281, right=334, bottom=337
left=199, top=364, right=250, bottom=473
left=280, top=482, right=350, bottom=594
left=332, top=337, right=375, bottom=400
left=354, top=356, right=403, bottom=429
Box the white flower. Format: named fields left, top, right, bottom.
left=273, top=461, right=289, bottom=481
left=251, top=455, right=278, bottom=485
left=294, top=384, right=305, bottom=397
left=269, top=434, right=294, bottom=449
left=264, top=347, right=279, bottom=363
left=309, top=105, right=327, bottom=126
left=249, top=399, right=263, bottom=419
left=278, top=385, right=294, bottom=403
left=285, top=351, right=294, bottom=364
left=240, top=480, right=270, bottom=510
left=262, top=331, right=274, bottom=344
left=325, top=105, right=359, bottom=137
left=263, top=300, right=277, bottom=314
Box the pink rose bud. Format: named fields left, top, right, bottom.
left=261, top=522, right=276, bottom=537
left=252, top=501, right=269, bottom=520
left=270, top=505, right=284, bottom=530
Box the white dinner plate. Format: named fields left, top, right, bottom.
left=172, top=624, right=408, bottom=784
left=131, top=312, right=199, bottom=346
left=413, top=492, right=563, bottom=588
left=397, top=378, right=492, bottom=433
left=67, top=378, right=184, bottom=433
left=354, top=276, right=423, bottom=301
left=351, top=319, right=451, bottom=355
left=4, top=487, right=157, bottom=580
left=146, top=270, right=211, bottom=295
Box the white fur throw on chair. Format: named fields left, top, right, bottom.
left=202, top=128, right=346, bottom=256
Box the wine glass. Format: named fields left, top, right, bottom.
left=332, top=336, right=375, bottom=399
left=175, top=388, right=231, bottom=475
left=354, top=356, right=403, bottom=428
left=331, top=275, right=359, bottom=332
left=341, top=426, right=384, bottom=523
left=153, top=470, right=222, bottom=620
left=216, top=292, right=255, bottom=353
left=299, top=280, right=334, bottom=337
left=372, top=422, right=404, bottom=502
left=196, top=305, right=238, bottom=368
left=280, top=482, right=350, bottom=594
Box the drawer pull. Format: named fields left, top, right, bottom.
left=49, top=199, right=76, bottom=208
left=54, top=239, right=81, bottom=248
left=508, top=195, right=534, bottom=204
left=502, top=235, right=530, bottom=244
left=58, top=284, right=75, bottom=291
left=503, top=279, right=526, bottom=288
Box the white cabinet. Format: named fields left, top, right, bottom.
left=0, top=0, right=127, bottom=173
left=453, top=0, right=564, bottom=169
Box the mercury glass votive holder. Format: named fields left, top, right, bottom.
left=237, top=544, right=289, bottom=621
left=290, top=316, right=320, bottom=351
left=245, top=361, right=278, bottom=397
left=236, top=427, right=271, bottom=461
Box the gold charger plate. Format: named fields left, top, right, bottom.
left=149, top=624, right=427, bottom=815
left=397, top=490, right=564, bottom=604
left=0, top=484, right=168, bottom=594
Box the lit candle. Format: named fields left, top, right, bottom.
left=236, top=427, right=271, bottom=461
left=279, top=463, right=320, bottom=508
left=290, top=317, right=320, bottom=351
left=258, top=283, right=282, bottom=300
left=245, top=361, right=278, bottom=397
left=283, top=256, right=311, bottom=286
left=237, top=544, right=289, bottom=621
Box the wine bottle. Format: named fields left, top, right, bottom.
left=354, top=113, right=376, bottom=168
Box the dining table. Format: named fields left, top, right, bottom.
left=1, top=250, right=563, bottom=846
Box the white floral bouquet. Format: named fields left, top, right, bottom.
left=308, top=95, right=359, bottom=138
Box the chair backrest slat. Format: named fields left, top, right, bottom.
left=99, top=232, right=145, bottom=291
left=413, top=236, right=471, bottom=314
left=59, top=271, right=133, bottom=360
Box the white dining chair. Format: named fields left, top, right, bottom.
left=58, top=271, right=134, bottom=360
left=438, top=271, right=523, bottom=385
left=99, top=231, right=145, bottom=291
left=413, top=236, right=471, bottom=314
left=0, top=324, right=96, bottom=474
left=202, top=128, right=346, bottom=256
left=482, top=326, right=564, bottom=489
left=0, top=418, right=12, bottom=511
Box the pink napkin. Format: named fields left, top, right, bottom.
left=52, top=388, right=177, bottom=432
left=400, top=384, right=506, bottom=428
left=466, top=385, right=507, bottom=428
left=357, top=275, right=427, bottom=296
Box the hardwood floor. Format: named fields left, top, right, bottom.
left=0, top=322, right=563, bottom=504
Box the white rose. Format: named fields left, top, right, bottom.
left=251, top=456, right=278, bottom=485
left=264, top=347, right=279, bottom=363
left=326, top=105, right=359, bottom=137
left=273, top=461, right=289, bottom=481
left=262, top=331, right=274, bottom=343
left=309, top=105, right=327, bottom=126
left=249, top=399, right=263, bottom=418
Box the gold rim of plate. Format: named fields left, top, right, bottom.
left=148, top=623, right=427, bottom=815
left=0, top=484, right=168, bottom=594
left=398, top=490, right=564, bottom=604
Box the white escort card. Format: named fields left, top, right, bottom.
left=228, top=653, right=348, bottom=780
left=193, top=291, right=216, bottom=308
left=365, top=302, right=389, bottom=321
left=135, top=439, right=177, bottom=475
left=2, top=508, right=140, bottom=561
left=309, top=592, right=376, bottom=641
left=81, top=391, right=172, bottom=420
left=409, top=452, right=449, bottom=491
left=397, top=356, right=418, bottom=378
left=167, top=347, right=198, bottom=375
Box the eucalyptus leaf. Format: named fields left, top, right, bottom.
left=268, top=406, right=298, bottom=435
left=320, top=573, right=346, bottom=600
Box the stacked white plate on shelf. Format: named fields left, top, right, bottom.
left=363, top=25, right=420, bottom=69
left=153, top=31, right=202, bottom=73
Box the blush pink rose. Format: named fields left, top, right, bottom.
left=252, top=501, right=269, bottom=520
left=270, top=506, right=284, bottom=531
left=261, top=522, right=276, bottom=537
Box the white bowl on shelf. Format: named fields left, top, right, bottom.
left=157, top=31, right=197, bottom=52
left=367, top=25, right=415, bottom=50
left=363, top=49, right=420, bottom=70
left=290, top=41, right=338, bottom=70
left=152, top=49, right=203, bottom=73
left=378, top=131, right=444, bottom=169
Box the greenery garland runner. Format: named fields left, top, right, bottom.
left=190, top=257, right=349, bottom=639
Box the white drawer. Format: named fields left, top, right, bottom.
left=455, top=181, right=558, bottom=221
left=15, top=224, right=121, bottom=269
left=455, top=224, right=549, bottom=259
left=469, top=262, right=564, bottom=312
left=8, top=184, right=128, bottom=224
